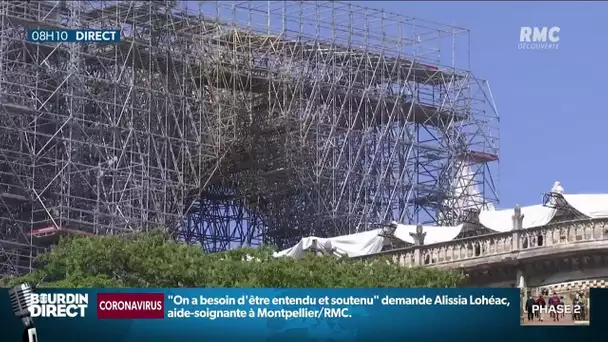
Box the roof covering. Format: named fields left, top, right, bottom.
left=275, top=181, right=608, bottom=259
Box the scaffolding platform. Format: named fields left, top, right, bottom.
left=26, top=226, right=93, bottom=247
left=6, top=38, right=468, bottom=130
left=458, top=151, right=499, bottom=164
left=0, top=238, right=34, bottom=249
left=0, top=0, right=499, bottom=271
left=0, top=190, right=28, bottom=202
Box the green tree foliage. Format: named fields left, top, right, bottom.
left=1, top=231, right=463, bottom=288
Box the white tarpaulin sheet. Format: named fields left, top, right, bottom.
left=478, top=204, right=556, bottom=232
left=275, top=224, right=465, bottom=259
left=273, top=228, right=387, bottom=259
left=563, top=194, right=608, bottom=219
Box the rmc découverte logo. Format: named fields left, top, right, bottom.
left=519, top=26, right=560, bottom=50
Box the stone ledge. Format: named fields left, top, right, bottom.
left=428, top=240, right=608, bottom=270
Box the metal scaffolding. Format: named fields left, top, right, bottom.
left=0, top=0, right=499, bottom=275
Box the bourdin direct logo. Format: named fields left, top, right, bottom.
left=29, top=293, right=89, bottom=318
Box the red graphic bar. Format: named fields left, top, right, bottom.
left=97, top=293, right=164, bottom=319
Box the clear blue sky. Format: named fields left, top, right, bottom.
left=355, top=1, right=608, bottom=208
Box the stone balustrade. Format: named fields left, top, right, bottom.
left=361, top=216, right=608, bottom=269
